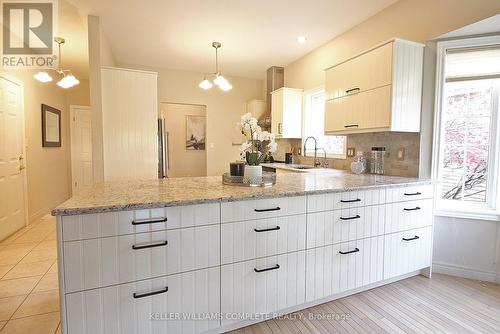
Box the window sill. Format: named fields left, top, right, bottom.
left=434, top=208, right=500, bottom=222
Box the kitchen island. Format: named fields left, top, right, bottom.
left=53, top=171, right=434, bottom=334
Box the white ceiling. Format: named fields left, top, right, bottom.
left=69, top=0, right=398, bottom=79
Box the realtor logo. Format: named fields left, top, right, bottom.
left=1, top=0, right=57, bottom=68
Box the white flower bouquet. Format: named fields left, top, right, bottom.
left=237, top=113, right=277, bottom=166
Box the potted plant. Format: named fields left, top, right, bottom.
left=238, top=113, right=277, bottom=183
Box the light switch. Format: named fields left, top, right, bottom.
left=397, top=147, right=405, bottom=161
left=347, top=147, right=356, bottom=157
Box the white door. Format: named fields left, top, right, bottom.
left=0, top=74, right=27, bottom=240
left=70, top=105, right=93, bottom=194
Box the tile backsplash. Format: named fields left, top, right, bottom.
left=274, top=132, right=420, bottom=177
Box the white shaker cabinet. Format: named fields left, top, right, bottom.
left=324, top=38, right=424, bottom=134
left=57, top=184, right=434, bottom=334
left=271, top=87, right=303, bottom=138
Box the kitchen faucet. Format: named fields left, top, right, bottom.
left=317, top=147, right=329, bottom=168
left=303, top=136, right=321, bottom=168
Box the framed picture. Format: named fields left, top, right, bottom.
left=41, top=104, right=61, bottom=147
left=186, top=115, right=206, bottom=150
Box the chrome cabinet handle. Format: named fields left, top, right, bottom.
left=133, top=286, right=168, bottom=299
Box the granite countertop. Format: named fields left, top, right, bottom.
left=52, top=170, right=432, bottom=216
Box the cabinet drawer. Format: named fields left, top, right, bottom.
left=305, top=236, right=384, bottom=302
left=307, top=188, right=386, bottom=213
left=221, top=196, right=306, bottom=223
left=63, top=225, right=220, bottom=293
left=221, top=251, right=306, bottom=326
left=65, top=267, right=220, bottom=334
left=384, top=226, right=432, bottom=279
left=307, top=205, right=385, bottom=248
left=385, top=199, right=433, bottom=234
left=325, top=42, right=393, bottom=100
left=62, top=202, right=221, bottom=241
left=221, top=215, right=306, bottom=265
left=386, top=184, right=433, bottom=203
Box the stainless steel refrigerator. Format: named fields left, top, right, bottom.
left=158, top=118, right=168, bottom=178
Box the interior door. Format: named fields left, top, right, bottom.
left=0, top=75, right=27, bottom=240
left=70, top=105, right=93, bottom=194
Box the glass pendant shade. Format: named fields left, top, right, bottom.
left=34, top=71, right=53, bottom=82
left=199, top=78, right=213, bottom=90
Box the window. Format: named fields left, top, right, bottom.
left=303, top=89, right=346, bottom=158
left=434, top=37, right=500, bottom=219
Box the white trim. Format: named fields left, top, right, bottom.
left=433, top=261, right=500, bottom=283
left=432, top=35, right=500, bottom=219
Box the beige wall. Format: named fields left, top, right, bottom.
left=283, top=0, right=500, bottom=177
left=122, top=65, right=263, bottom=176
left=3, top=70, right=89, bottom=222
left=161, top=103, right=207, bottom=177
left=285, top=0, right=500, bottom=89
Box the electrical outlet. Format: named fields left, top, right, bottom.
left=397, top=147, right=405, bottom=161
left=347, top=147, right=356, bottom=157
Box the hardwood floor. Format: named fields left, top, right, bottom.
left=227, top=273, right=500, bottom=334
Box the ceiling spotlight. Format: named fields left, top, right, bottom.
left=297, top=36, right=307, bottom=44
left=34, top=71, right=53, bottom=82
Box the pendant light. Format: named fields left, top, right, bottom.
left=198, top=42, right=232, bottom=91
left=34, top=37, right=80, bottom=89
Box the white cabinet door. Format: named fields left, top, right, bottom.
left=221, top=215, right=306, bottom=265
left=221, top=251, right=306, bottom=326
left=325, top=42, right=393, bottom=100
left=384, top=226, right=432, bottom=279
left=271, top=88, right=302, bottom=138
left=307, top=188, right=386, bottom=213
left=307, top=205, right=385, bottom=248
left=65, top=267, right=220, bottom=334
left=386, top=184, right=434, bottom=203
left=221, top=196, right=306, bottom=223
left=385, top=199, right=433, bottom=234
left=62, top=203, right=220, bottom=241
left=63, top=225, right=220, bottom=292
left=305, top=236, right=384, bottom=302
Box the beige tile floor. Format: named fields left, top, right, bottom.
left=0, top=214, right=61, bottom=334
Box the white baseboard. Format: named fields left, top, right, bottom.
left=433, top=261, right=500, bottom=283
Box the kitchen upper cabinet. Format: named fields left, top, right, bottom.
left=271, top=87, right=303, bottom=138
left=324, top=39, right=424, bottom=134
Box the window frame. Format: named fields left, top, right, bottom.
left=302, top=87, right=347, bottom=159
left=432, top=35, right=500, bottom=221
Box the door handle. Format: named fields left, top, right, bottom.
left=132, top=240, right=168, bottom=250
left=340, top=215, right=361, bottom=220
left=254, top=207, right=281, bottom=212
left=402, top=236, right=420, bottom=241
left=403, top=207, right=421, bottom=211
left=131, top=217, right=168, bottom=226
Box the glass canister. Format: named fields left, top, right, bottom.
left=350, top=151, right=367, bottom=174
left=370, top=147, right=386, bottom=175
